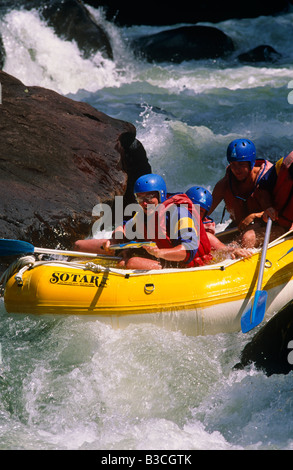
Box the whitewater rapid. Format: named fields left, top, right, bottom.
left=1, top=4, right=293, bottom=450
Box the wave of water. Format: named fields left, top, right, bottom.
left=1, top=4, right=293, bottom=450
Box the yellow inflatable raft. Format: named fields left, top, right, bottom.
left=2, top=231, right=293, bottom=336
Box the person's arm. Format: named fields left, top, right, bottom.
left=257, top=187, right=279, bottom=222
left=208, top=177, right=226, bottom=215
left=144, top=243, right=188, bottom=262
left=238, top=186, right=278, bottom=229
left=263, top=207, right=279, bottom=222
left=144, top=206, right=199, bottom=262
left=208, top=233, right=252, bottom=259
left=238, top=211, right=264, bottom=230
left=257, top=165, right=279, bottom=223
left=256, top=188, right=274, bottom=212
left=102, top=225, right=126, bottom=252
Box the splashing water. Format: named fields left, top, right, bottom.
left=1, top=4, right=293, bottom=450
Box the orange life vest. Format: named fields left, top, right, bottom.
left=223, top=159, right=273, bottom=224
left=273, top=152, right=293, bottom=228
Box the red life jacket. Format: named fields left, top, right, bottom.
left=144, top=194, right=212, bottom=267
left=273, top=151, right=293, bottom=228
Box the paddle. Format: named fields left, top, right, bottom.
left=241, top=217, right=273, bottom=333
left=109, top=241, right=156, bottom=250
left=216, top=226, right=238, bottom=239
left=278, top=246, right=293, bottom=261
left=0, top=239, right=121, bottom=260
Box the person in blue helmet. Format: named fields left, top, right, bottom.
left=102, top=173, right=212, bottom=269
left=186, top=186, right=252, bottom=260
left=186, top=186, right=215, bottom=234
left=208, top=138, right=283, bottom=248
left=73, top=174, right=171, bottom=259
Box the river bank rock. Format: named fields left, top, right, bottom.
left=0, top=70, right=150, bottom=251
left=133, top=25, right=235, bottom=63
left=235, top=301, right=293, bottom=376
left=0, top=35, right=5, bottom=69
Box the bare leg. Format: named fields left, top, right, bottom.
left=240, top=223, right=287, bottom=248
left=241, top=228, right=258, bottom=248
left=125, top=256, right=162, bottom=270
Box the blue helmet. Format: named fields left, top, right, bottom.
left=227, top=139, right=256, bottom=169
left=186, top=186, right=213, bottom=212
left=134, top=174, right=167, bottom=202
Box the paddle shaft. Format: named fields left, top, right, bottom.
left=240, top=217, right=273, bottom=333
left=216, top=226, right=239, bottom=239
left=34, top=246, right=121, bottom=260
left=255, top=217, right=272, bottom=291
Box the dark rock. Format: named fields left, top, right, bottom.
left=0, top=35, right=5, bottom=69
left=133, top=25, right=235, bottom=63
left=39, top=0, right=113, bottom=60
left=117, top=133, right=151, bottom=207
left=234, top=300, right=293, bottom=376
left=238, top=45, right=282, bottom=63
left=0, top=0, right=291, bottom=26
left=0, top=70, right=150, bottom=250
left=84, top=0, right=291, bottom=26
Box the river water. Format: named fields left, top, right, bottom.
left=0, top=4, right=293, bottom=450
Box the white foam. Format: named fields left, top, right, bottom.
left=0, top=8, right=131, bottom=95
left=3, top=8, right=293, bottom=98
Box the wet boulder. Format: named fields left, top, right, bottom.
left=39, top=0, right=113, bottom=59
left=132, top=25, right=235, bottom=63
left=235, top=301, right=293, bottom=376
left=0, top=70, right=150, bottom=250
left=0, top=35, right=5, bottom=69
left=238, top=45, right=282, bottom=63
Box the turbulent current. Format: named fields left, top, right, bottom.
left=1, top=4, right=293, bottom=450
